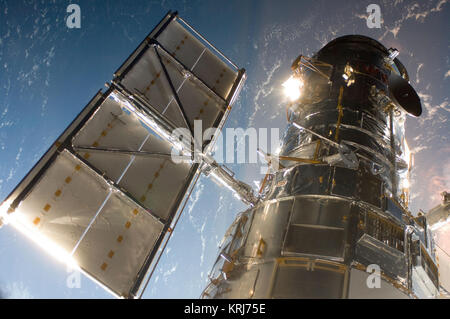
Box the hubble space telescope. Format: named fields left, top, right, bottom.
left=0, top=11, right=448, bottom=299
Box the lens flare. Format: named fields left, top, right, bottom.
left=402, top=179, right=410, bottom=189
left=282, top=76, right=303, bottom=101
left=3, top=204, right=80, bottom=269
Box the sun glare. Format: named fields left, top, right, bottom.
left=282, top=76, right=303, bottom=101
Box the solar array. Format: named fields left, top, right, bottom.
left=0, top=11, right=245, bottom=298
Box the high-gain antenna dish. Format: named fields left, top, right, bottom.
left=388, top=72, right=422, bottom=117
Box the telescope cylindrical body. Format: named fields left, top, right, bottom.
left=202, top=35, right=439, bottom=299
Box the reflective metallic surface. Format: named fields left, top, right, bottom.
left=202, top=35, right=440, bottom=299
left=426, top=192, right=450, bottom=296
